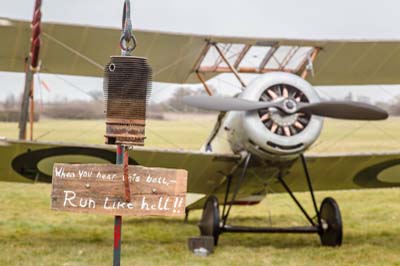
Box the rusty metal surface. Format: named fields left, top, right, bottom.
left=103, top=56, right=152, bottom=146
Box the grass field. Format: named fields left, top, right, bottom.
left=1, top=117, right=400, bottom=265
left=2, top=116, right=400, bottom=152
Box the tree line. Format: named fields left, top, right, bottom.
left=0, top=88, right=398, bottom=121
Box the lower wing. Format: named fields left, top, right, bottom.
left=279, top=152, right=400, bottom=192
left=3, top=139, right=399, bottom=208
left=0, top=139, right=241, bottom=207
left=208, top=151, right=400, bottom=208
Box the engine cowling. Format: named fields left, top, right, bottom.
left=225, top=72, right=323, bottom=161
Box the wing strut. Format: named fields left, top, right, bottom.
left=300, top=48, right=319, bottom=79
left=196, top=71, right=213, bottom=96
left=18, top=0, right=42, bottom=141
left=212, top=42, right=247, bottom=88
left=192, top=41, right=321, bottom=96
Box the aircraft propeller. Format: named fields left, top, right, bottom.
left=183, top=95, right=388, bottom=120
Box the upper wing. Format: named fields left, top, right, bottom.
left=0, top=139, right=240, bottom=196
left=3, top=18, right=400, bottom=85
left=0, top=19, right=206, bottom=83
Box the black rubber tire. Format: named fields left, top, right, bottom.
left=319, top=197, right=343, bottom=247
left=198, top=195, right=220, bottom=245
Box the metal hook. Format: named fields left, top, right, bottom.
left=120, top=0, right=136, bottom=55
left=120, top=35, right=137, bottom=54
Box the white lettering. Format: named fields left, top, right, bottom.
left=55, top=167, right=75, bottom=179
left=117, top=201, right=126, bottom=209
left=96, top=171, right=116, bottom=181
left=79, top=198, right=89, bottom=208
left=163, top=197, right=170, bottom=211
left=78, top=170, right=92, bottom=179
left=145, top=175, right=172, bottom=186
left=55, top=167, right=63, bottom=177
left=103, top=197, right=134, bottom=210
left=63, top=190, right=77, bottom=207
left=104, top=197, right=112, bottom=209
left=158, top=196, right=163, bottom=210
left=128, top=173, right=140, bottom=183
left=141, top=196, right=149, bottom=210
left=88, top=198, right=96, bottom=208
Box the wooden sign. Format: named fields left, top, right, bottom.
left=51, top=163, right=187, bottom=217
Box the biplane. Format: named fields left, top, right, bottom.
left=1, top=2, right=400, bottom=247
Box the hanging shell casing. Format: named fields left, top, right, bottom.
left=103, top=56, right=152, bottom=146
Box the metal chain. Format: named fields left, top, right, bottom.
left=120, top=0, right=137, bottom=55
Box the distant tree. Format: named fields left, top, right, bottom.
left=87, top=90, right=103, bottom=101
left=41, top=100, right=104, bottom=119
left=375, top=95, right=400, bottom=116
left=387, top=96, right=400, bottom=116
left=165, top=86, right=212, bottom=112
left=317, top=94, right=334, bottom=102
left=356, top=95, right=372, bottom=104
left=343, top=92, right=354, bottom=101
left=4, top=93, right=16, bottom=110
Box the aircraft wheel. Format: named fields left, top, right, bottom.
left=198, top=195, right=220, bottom=245
left=318, top=197, right=343, bottom=247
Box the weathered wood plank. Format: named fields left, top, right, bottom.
left=51, top=163, right=187, bottom=216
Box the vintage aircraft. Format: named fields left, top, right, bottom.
left=1, top=5, right=400, bottom=247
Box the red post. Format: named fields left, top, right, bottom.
left=114, top=145, right=123, bottom=266
left=123, top=147, right=131, bottom=202
left=113, top=215, right=122, bottom=266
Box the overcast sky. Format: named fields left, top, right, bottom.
left=4, top=0, right=400, bottom=40
left=2, top=0, right=400, bottom=103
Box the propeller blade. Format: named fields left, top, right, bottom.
left=184, top=96, right=388, bottom=120
left=183, top=96, right=276, bottom=111
left=298, top=101, right=388, bottom=120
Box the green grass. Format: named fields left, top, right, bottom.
left=2, top=117, right=400, bottom=152
left=310, top=117, right=400, bottom=153
left=1, top=184, right=399, bottom=266
left=0, top=117, right=214, bottom=150
left=1, top=117, right=400, bottom=265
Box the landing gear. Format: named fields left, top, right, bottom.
left=199, top=195, right=220, bottom=245
left=197, top=153, right=343, bottom=247
left=184, top=207, right=190, bottom=223
left=319, top=197, right=343, bottom=246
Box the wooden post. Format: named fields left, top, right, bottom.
left=19, top=62, right=34, bottom=140
left=29, top=84, right=35, bottom=141
left=19, top=0, right=42, bottom=140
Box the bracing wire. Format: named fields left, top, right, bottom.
left=42, top=32, right=104, bottom=70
